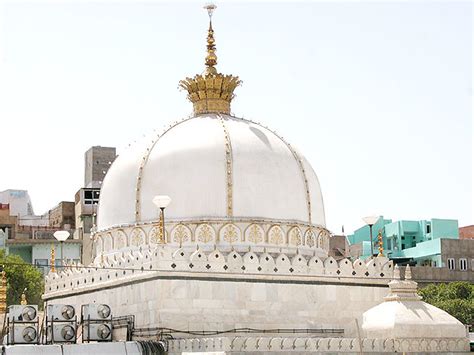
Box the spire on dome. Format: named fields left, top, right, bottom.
left=204, top=4, right=217, bottom=75
left=179, top=4, right=241, bottom=116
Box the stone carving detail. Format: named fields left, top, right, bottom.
left=171, top=224, right=191, bottom=245
left=220, top=224, right=240, bottom=244
left=195, top=224, right=215, bottom=244
left=148, top=226, right=159, bottom=245
left=305, top=228, right=315, bottom=247
left=289, top=227, right=302, bottom=246
left=130, top=228, right=145, bottom=247
left=103, top=233, right=113, bottom=252
left=114, top=230, right=127, bottom=249
left=268, top=225, right=284, bottom=245
left=245, top=224, right=264, bottom=244
left=315, top=228, right=331, bottom=250
left=166, top=336, right=469, bottom=353
left=45, top=252, right=395, bottom=295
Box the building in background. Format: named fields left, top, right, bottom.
left=328, top=234, right=349, bottom=260
left=74, top=146, right=116, bottom=265
left=0, top=189, right=48, bottom=226
left=347, top=217, right=473, bottom=270
left=48, top=201, right=75, bottom=229
left=84, top=146, right=116, bottom=188
left=0, top=192, right=81, bottom=273
left=459, top=225, right=474, bottom=239
left=0, top=202, right=81, bottom=272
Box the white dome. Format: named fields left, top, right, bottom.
left=98, top=114, right=325, bottom=231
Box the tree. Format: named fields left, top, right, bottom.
left=0, top=250, right=44, bottom=309
left=419, top=282, right=474, bottom=328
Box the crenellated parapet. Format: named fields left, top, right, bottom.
left=44, top=245, right=393, bottom=297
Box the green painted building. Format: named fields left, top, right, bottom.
left=347, top=217, right=459, bottom=267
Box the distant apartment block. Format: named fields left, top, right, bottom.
left=347, top=217, right=473, bottom=273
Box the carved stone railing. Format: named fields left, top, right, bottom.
left=166, top=336, right=470, bottom=353
left=44, top=246, right=393, bottom=297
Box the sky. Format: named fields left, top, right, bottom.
left=0, top=1, right=472, bottom=234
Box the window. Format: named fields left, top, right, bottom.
left=472, top=259, right=474, bottom=271
left=426, top=225, right=431, bottom=233
left=447, top=258, right=455, bottom=270
left=84, top=189, right=100, bottom=205
left=459, top=258, right=467, bottom=271
left=35, top=259, right=48, bottom=267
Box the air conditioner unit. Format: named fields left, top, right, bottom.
left=82, top=304, right=111, bottom=320
left=6, top=324, right=38, bottom=344
left=7, top=305, right=38, bottom=322
left=83, top=322, right=112, bottom=341
left=46, top=323, right=77, bottom=343
left=47, top=304, right=76, bottom=321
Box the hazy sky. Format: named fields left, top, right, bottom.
left=0, top=1, right=472, bottom=233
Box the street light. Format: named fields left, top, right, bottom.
left=53, top=230, right=70, bottom=268
left=152, top=195, right=172, bottom=244
left=362, top=215, right=379, bottom=257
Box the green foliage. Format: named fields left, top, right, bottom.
left=0, top=249, right=44, bottom=309
left=419, top=282, right=474, bottom=328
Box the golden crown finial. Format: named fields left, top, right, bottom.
left=179, top=4, right=241, bottom=116
left=204, top=3, right=217, bottom=75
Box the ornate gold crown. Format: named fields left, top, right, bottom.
left=179, top=4, right=241, bottom=116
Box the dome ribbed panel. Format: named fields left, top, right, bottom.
left=227, top=118, right=308, bottom=222
left=98, top=141, right=148, bottom=230
left=139, top=117, right=227, bottom=221
left=300, top=154, right=326, bottom=226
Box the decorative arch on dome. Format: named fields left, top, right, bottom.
left=219, top=223, right=241, bottom=244
left=305, top=228, right=315, bottom=248
left=130, top=228, right=146, bottom=247
left=268, top=225, right=285, bottom=245
left=288, top=226, right=302, bottom=247
left=244, top=224, right=264, bottom=244
left=103, top=233, right=113, bottom=252
left=114, top=229, right=127, bottom=249
left=170, top=224, right=192, bottom=246
left=315, top=227, right=331, bottom=251
left=195, top=224, right=216, bottom=244
left=148, top=226, right=160, bottom=246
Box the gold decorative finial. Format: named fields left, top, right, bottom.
left=204, top=3, right=217, bottom=75
left=179, top=4, right=241, bottom=116
left=377, top=229, right=384, bottom=257
left=50, top=244, right=55, bottom=273
left=0, top=268, right=7, bottom=313
left=20, top=288, right=27, bottom=305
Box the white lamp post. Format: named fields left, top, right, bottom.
left=362, top=215, right=379, bottom=257
left=53, top=230, right=70, bottom=267
left=152, top=195, right=172, bottom=244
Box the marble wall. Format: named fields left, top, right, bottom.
left=45, top=276, right=389, bottom=338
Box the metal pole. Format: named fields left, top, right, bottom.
left=60, top=241, right=64, bottom=267
left=369, top=224, right=374, bottom=257
left=160, top=207, right=165, bottom=244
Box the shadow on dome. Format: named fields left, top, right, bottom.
left=249, top=126, right=272, bottom=149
